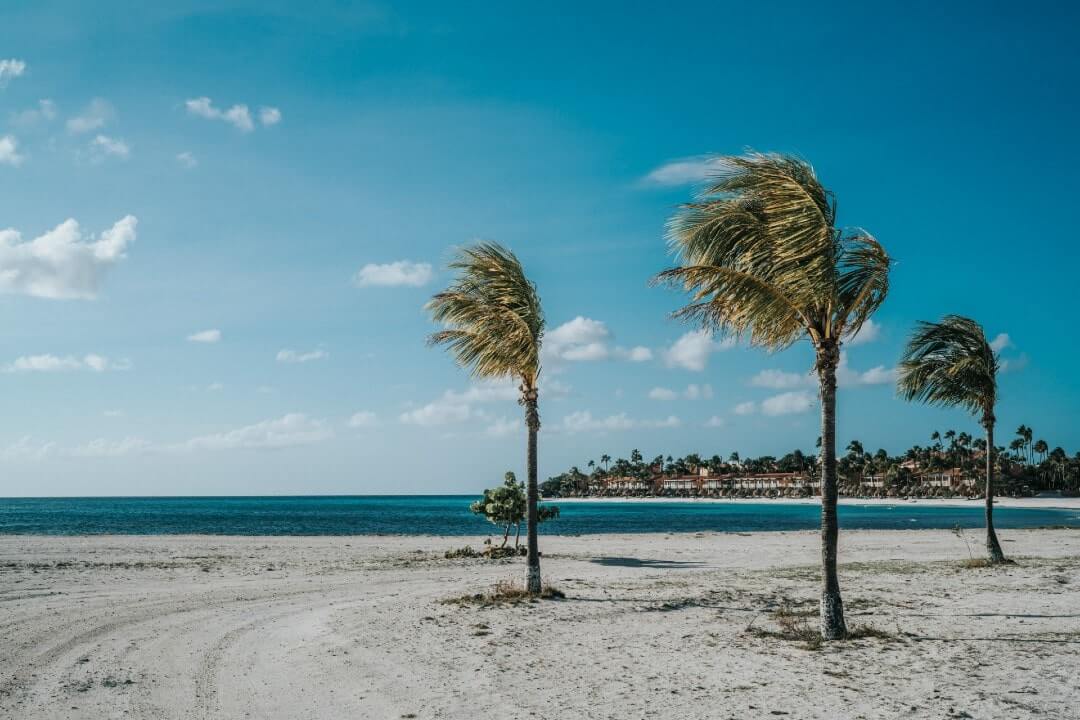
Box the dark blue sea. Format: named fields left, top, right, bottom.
left=1, top=496, right=1078, bottom=535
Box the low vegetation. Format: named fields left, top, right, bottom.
left=442, top=578, right=566, bottom=607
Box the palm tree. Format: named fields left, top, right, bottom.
left=897, top=315, right=1007, bottom=564
left=426, top=242, right=547, bottom=592
left=655, top=152, right=890, bottom=640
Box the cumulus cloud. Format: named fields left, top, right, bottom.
left=844, top=318, right=881, bottom=347
left=649, top=384, right=713, bottom=400
left=0, top=215, right=136, bottom=299
left=89, top=134, right=130, bottom=161
left=0, top=59, right=27, bottom=87
left=187, top=329, right=221, bottom=344
left=259, top=106, right=281, bottom=126
left=705, top=415, right=726, bottom=428
left=185, top=97, right=264, bottom=132
left=400, top=400, right=473, bottom=427
left=616, top=346, right=653, bottom=362
left=182, top=413, right=331, bottom=451
left=69, top=437, right=151, bottom=458
left=761, top=391, right=814, bottom=416
left=485, top=417, right=521, bottom=437
left=277, top=348, right=328, bottom=364
left=0, top=135, right=25, bottom=167
left=176, top=151, right=197, bottom=169
left=9, top=99, right=56, bottom=128
left=3, top=353, right=130, bottom=373
left=989, top=333, right=1012, bottom=352
left=1, top=436, right=55, bottom=461
left=545, top=316, right=611, bottom=361
left=544, top=317, right=652, bottom=364
left=750, top=368, right=811, bottom=390
left=559, top=411, right=680, bottom=433
left=662, top=329, right=733, bottom=371
left=67, top=98, right=113, bottom=134
left=835, top=352, right=895, bottom=387
left=347, top=411, right=378, bottom=429
left=642, top=155, right=726, bottom=186
left=733, top=401, right=756, bottom=416
left=353, top=260, right=433, bottom=288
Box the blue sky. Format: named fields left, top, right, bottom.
left=1, top=1, right=1077, bottom=495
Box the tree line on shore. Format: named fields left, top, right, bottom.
left=425, top=151, right=1030, bottom=640
left=540, top=423, right=1080, bottom=499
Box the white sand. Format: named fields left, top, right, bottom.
left=2, top=529, right=1079, bottom=719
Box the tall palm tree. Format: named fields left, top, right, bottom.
left=897, top=315, right=1007, bottom=563
left=655, top=152, right=890, bottom=640
left=426, top=242, right=547, bottom=592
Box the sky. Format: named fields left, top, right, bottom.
left=1, top=1, right=1078, bottom=496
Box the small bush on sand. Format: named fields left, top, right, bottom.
left=442, top=578, right=565, bottom=607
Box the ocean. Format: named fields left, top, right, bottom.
left=1, top=495, right=1078, bottom=535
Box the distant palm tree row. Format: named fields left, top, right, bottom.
left=426, top=151, right=1030, bottom=640
left=541, top=429, right=1080, bottom=498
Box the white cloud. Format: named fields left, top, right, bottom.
left=3, top=353, right=129, bottom=373
left=0, top=135, right=25, bottom=167
left=0, top=215, right=136, bottom=300
left=662, top=329, right=733, bottom=371
left=185, top=97, right=259, bottom=132
left=485, top=417, right=521, bottom=437
left=277, top=348, right=328, bottom=364
left=259, top=106, right=281, bottom=126
left=559, top=411, right=680, bottom=433
left=989, top=333, right=1012, bottom=352
left=69, top=437, right=151, bottom=458
left=642, top=155, right=726, bottom=186
left=1, top=436, right=55, bottom=461
left=615, top=345, right=653, bottom=362
left=649, top=383, right=713, bottom=401
left=835, top=352, right=895, bottom=387
left=750, top=368, right=811, bottom=389
left=348, top=411, right=378, bottom=429
left=844, top=319, right=881, bottom=347
left=9, top=99, right=56, bottom=128
left=353, top=260, right=433, bottom=288
left=545, top=316, right=611, bottom=361
left=207, top=382, right=225, bottom=391
left=648, top=387, right=678, bottom=401
left=761, top=391, right=814, bottom=416
left=67, top=98, right=113, bottom=134
left=0, top=59, right=27, bottom=87
left=705, top=415, right=726, bottom=428
left=187, top=329, right=222, bottom=344
left=733, top=401, right=756, bottom=416
left=176, top=151, right=197, bottom=169
left=103, top=409, right=125, bottom=418
left=89, top=134, right=130, bottom=160
left=400, top=400, right=473, bottom=426
left=182, top=413, right=332, bottom=451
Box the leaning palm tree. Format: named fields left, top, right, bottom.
left=896, top=315, right=1007, bottom=563
left=655, top=152, right=890, bottom=640
left=426, top=242, right=547, bottom=592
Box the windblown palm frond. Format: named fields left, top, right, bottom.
left=896, top=315, right=998, bottom=417
left=426, top=243, right=544, bottom=385
left=654, top=152, right=889, bottom=351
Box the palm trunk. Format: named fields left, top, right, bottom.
left=523, top=386, right=542, bottom=593
left=983, top=416, right=1006, bottom=563
left=816, top=344, right=847, bottom=640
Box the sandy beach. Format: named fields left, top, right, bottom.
left=2, top=529, right=1079, bottom=719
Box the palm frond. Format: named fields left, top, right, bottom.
left=426, top=243, right=544, bottom=385
left=658, top=151, right=887, bottom=350
left=896, top=315, right=997, bottom=417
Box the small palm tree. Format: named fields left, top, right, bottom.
left=655, top=152, right=890, bottom=640
left=427, top=242, right=547, bottom=592
left=897, top=315, right=1007, bottom=563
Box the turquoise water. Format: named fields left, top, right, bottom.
left=1, top=496, right=1077, bottom=535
